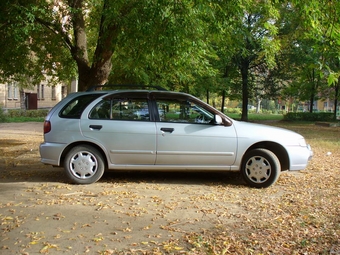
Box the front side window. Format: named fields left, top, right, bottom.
left=156, top=99, right=214, bottom=124
left=89, top=98, right=150, bottom=121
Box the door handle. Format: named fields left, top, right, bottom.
left=89, top=125, right=102, bottom=130
left=160, top=127, right=174, bottom=133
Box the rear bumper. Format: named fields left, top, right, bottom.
left=39, top=142, right=67, bottom=166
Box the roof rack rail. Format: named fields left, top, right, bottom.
left=86, top=84, right=167, bottom=92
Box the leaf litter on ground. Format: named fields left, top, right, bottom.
left=0, top=122, right=339, bottom=254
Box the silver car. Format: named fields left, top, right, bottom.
left=39, top=89, right=313, bottom=188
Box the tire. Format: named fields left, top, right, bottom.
left=64, top=145, right=105, bottom=184
left=241, top=148, right=281, bottom=188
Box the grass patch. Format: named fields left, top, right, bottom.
left=227, top=113, right=284, bottom=121
left=4, top=117, right=45, bottom=122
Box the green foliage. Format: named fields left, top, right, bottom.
left=6, top=117, right=45, bottom=122
left=0, top=1, right=77, bottom=87
left=283, top=112, right=334, bottom=121
left=108, top=0, right=219, bottom=91
left=0, top=105, right=7, bottom=122
left=6, top=109, right=49, bottom=118
left=225, top=108, right=242, bottom=114
left=226, top=112, right=284, bottom=121
left=1, top=0, right=340, bottom=116
left=2, top=109, right=48, bottom=122
left=211, top=0, right=283, bottom=121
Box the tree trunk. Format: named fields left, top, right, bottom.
left=240, top=62, right=249, bottom=121
left=309, top=93, right=314, bottom=113
left=308, top=69, right=317, bottom=113
left=68, top=0, right=119, bottom=91
left=19, top=89, right=25, bottom=110
left=221, top=90, right=226, bottom=113
left=77, top=59, right=112, bottom=91
left=256, top=97, right=261, bottom=113
left=333, top=79, right=340, bottom=121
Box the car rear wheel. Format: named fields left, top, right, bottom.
left=64, top=145, right=105, bottom=184
left=241, top=148, right=280, bottom=188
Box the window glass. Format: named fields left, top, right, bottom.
left=60, top=94, right=103, bottom=119
left=89, top=99, right=111, bottom=119
left=51, top=86, right=56, bottom=100
left=156, top=99, right=214, bottom=123
left=7, top=83, right=18, bottom=99
left=111, top=98, right=149, bottom=121
left=89, top=98, right=149, bottom=121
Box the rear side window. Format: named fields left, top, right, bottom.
left=59, top=94, right=103, bottom=119
left=89, top=98, right=150, bottom=121
left=111, top=98, right=149, bottom=121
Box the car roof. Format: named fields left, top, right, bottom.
left=70, top=89, right=191, bottom=97
left=86, top=84, right=167, bottom=91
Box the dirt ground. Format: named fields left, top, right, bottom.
left=0, top=122, right=245, bottom=255
left=0, top=122, right=339, bottom=255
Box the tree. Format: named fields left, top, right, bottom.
left=0, top=0, right=77, bottom=88
left=213, top=1, right=281, bottom=121
left=289, top=0, right=340, bottom=118
left=0, top=0, right=219, bottom=92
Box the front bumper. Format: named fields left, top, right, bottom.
left=288, top=144, right=313, bottom=171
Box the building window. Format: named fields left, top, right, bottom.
left=13, top=86, right=18, bottom=99
left=37, top=84, right=45, bottom=100
left=61, top=86, right=67, bottom=98
left=8, top=84, right=12, bottom=99
left=41, top=84, right=44, bottom=100
left=7, top=83, right=19, bottom=100
left=51, top=86, right=56, bottom=100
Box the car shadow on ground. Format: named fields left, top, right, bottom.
left=100, top=170, right=245, bottom=187
left=0, top=163, right=245, bottom=187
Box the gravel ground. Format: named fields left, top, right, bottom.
left=0, top=122, right=339, bottom=255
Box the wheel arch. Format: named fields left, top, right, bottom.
left=244, top=142, right=289, bottom=171
left=60, top=141, right=108, bottom=168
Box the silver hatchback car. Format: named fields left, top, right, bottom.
left=39, top=89, right=313, bottom=188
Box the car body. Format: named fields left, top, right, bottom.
left=39, top=89, right=313, bottom=188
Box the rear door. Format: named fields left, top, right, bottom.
left=152, top=93, right=237, bottom=167
left=81, top=92, right=157, bottom=165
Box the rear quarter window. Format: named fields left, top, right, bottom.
left=59, top=94, right=104, bottom=119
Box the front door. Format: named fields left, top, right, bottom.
left=153, top=96, right=237, bottom=167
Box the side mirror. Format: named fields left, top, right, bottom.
left=214, top=115, right=223, bottom=125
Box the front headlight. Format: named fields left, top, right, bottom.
left=299, top=138, right=307, bottom=147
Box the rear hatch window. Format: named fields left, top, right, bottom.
left=59, top=94, right=104, bottom=119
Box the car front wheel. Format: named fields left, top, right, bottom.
left=64, top=145, right=105, bottom=184
left=241, top=148, right=280, bottom=188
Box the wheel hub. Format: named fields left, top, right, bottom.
left=246, top=156, right=271, bottom=183
left=70, top=152, right=97, bottom=179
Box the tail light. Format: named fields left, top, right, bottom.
left=44, top=120, right=51, bottom=134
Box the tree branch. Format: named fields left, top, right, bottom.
left=34, top=16, right=74, bottom=52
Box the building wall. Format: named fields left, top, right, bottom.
left=0, top=82, right=68, bottom=109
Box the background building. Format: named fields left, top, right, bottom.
left=0, top=80, right=78, bottom=110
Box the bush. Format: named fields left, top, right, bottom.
left=0, top=105, right=7, bottom=122
left=7, top=109, right=50, bottom=118
left=283, top=112, right=334, bottom=121
left=261, top=109, right=274, bottom=114
left=225, top=108, right=242, bottom=114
